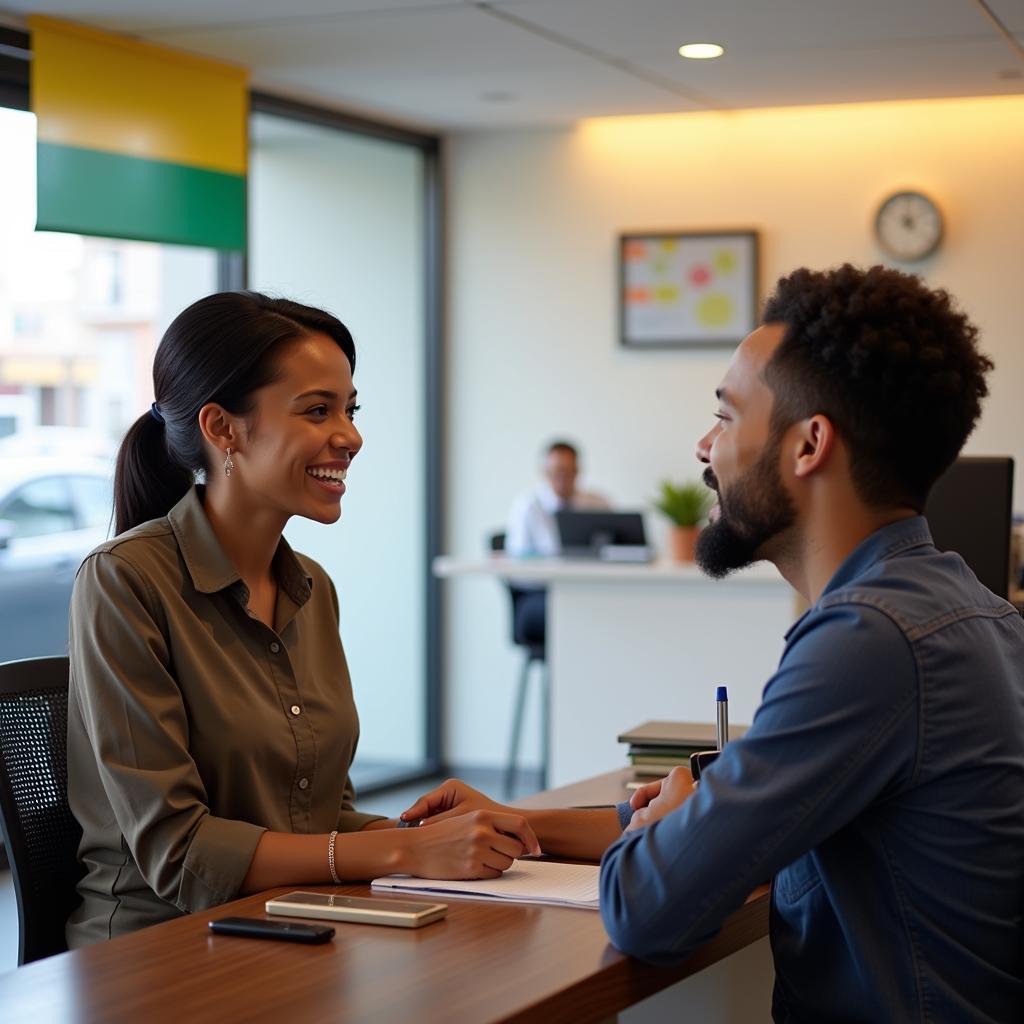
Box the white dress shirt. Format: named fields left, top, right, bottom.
left=506, top=482, right=610, bottom=559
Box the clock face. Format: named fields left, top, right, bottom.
left=874, top=191, right=943, bottom=262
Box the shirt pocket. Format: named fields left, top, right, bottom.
left=775, top=855, right=822, bottom=904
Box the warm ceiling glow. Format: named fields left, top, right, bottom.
left=678, top=42, right=724, bottom=60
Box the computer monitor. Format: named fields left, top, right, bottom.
left=555, top=510, right=648, bottom=559
left=923, top=456, right=1014, bottom=598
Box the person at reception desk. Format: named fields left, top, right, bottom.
left=403, top=265, right=1024, bottom=1022
left=65, top=292, right=538, bottom=948
left=505, top=440, right=608, bottom=641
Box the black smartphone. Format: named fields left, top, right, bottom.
left=689, top=749, right=721, bottom=782
left=208, top=916, right=335, bottom=944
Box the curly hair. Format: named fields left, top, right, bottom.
left=761, top=264, right=993, bottom=510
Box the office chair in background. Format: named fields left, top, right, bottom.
left=924, top=456, right=1014, bottom=599
left=489, top=533, right=549, bottom=797
left=0, top=655, right=84, bottom=965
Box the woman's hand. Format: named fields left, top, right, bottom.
left=400, top=778, right=506, bottom=826
left=401, top=810, right=541, bottom=879
left=624, top=767, right=695, bottom=833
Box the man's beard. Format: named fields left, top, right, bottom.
left=696, top=435, right=797, bottom=579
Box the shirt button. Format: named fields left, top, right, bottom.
left=269, top=642, right=280, bottom=654
left=298, top=777, right=309, bottom=790
left=290, top=705, right=301, bottom=716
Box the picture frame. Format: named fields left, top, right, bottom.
left=619, top=229, right=759, bottom=348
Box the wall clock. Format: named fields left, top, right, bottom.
left=874, top=191, right=944, bottom=262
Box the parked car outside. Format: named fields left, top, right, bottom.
left=0, top=457, right=113, bottom=661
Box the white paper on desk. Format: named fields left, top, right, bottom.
left=371, top=860, right=600, bottom=910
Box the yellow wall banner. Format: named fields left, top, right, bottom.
left=30, top=16, right=248, bottom=250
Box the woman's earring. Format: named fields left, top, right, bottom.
left=224, top=447, right=234, bottom=477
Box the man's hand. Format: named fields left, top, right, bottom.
left=400, top=778, right=506, bottom=827
left=629, top=777, right=666, bottom=812
left=624, top=767, right=695, bottom=833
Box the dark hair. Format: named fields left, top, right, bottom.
left=761, top=264, right=992, bottom=510
left=114, top=291, right=356, bottom=535
left=546, top=440, right=579, bottom=459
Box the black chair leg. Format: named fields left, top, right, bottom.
left=505, top=652, right=533, bottom=798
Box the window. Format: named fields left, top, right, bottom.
left=0, top=477, right=74, bottom=539
left=0, top=105, right=220, bottom=659
left=68, top=474, right=114, bottom=530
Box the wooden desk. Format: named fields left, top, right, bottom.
left=0, top=770, right=769, bottom=1023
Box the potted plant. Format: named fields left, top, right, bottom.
left=653, top=480, right=714, bottom=562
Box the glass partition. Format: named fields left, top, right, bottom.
left=249, top=109, right=430, bottom=787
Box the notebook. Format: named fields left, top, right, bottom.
left=371, top=859, right=600, bottom=910
left=617, top=720, right=748, bottom=748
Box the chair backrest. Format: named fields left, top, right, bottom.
left=924, top=456, right=1014, bottom=598
left=486, top=530, right=546, bottom=657
left=0, top=656, right=84, bottom=964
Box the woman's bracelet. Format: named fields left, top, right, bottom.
left=328, top=829, right=341, bottom=884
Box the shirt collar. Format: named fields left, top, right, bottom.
left=167, top=485, right=313, bottom=604
left=820, top=514, right=934, bottom=597
left=538, top=482, right=574, bottom=512
left=783, top=515, right=934, bottom=641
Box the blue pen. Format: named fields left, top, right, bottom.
left=716, top=686, right=729, bottom=750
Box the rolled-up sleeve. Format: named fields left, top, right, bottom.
left=599, top=603, right=918, bottom=964
left=70, top=551, right=266, bottom=913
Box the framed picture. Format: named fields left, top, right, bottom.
left=619, top=230, right=759, bottom=348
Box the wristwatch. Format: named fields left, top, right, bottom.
left=397, top=818, right=423, bottom=828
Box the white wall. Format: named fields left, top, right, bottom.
left=444, top=94, right=1024, bottom=771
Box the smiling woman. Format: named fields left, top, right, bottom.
left=65, top=291, right=539, bottom=949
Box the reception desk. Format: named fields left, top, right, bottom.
left=435, top=557, right=796, bottom=785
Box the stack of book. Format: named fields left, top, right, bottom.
left=618, top=720, right=749, bottom=780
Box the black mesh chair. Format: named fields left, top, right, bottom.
left=490, top=533, right=549, bottom=797
left=0, top=656, right=84, bottom=965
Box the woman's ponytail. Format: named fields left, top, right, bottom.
left=113, top=410, right=193, bottom=535
left=109, top=291, right=356, bottom=536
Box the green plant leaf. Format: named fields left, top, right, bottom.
left=652, top=479, right=715, bottom=526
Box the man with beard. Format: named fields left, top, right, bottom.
left=402, top=265, right=1024, bottom=1022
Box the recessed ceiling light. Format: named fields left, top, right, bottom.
left=678, top=42, right=724, bottom=60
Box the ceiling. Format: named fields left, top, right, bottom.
left=3, top=1, right=1023, bottom=131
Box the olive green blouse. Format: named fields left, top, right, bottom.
left=66, top=486, right=383, bottom=948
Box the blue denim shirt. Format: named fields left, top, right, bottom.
left=600, top=517, right=1024, bottom=1023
